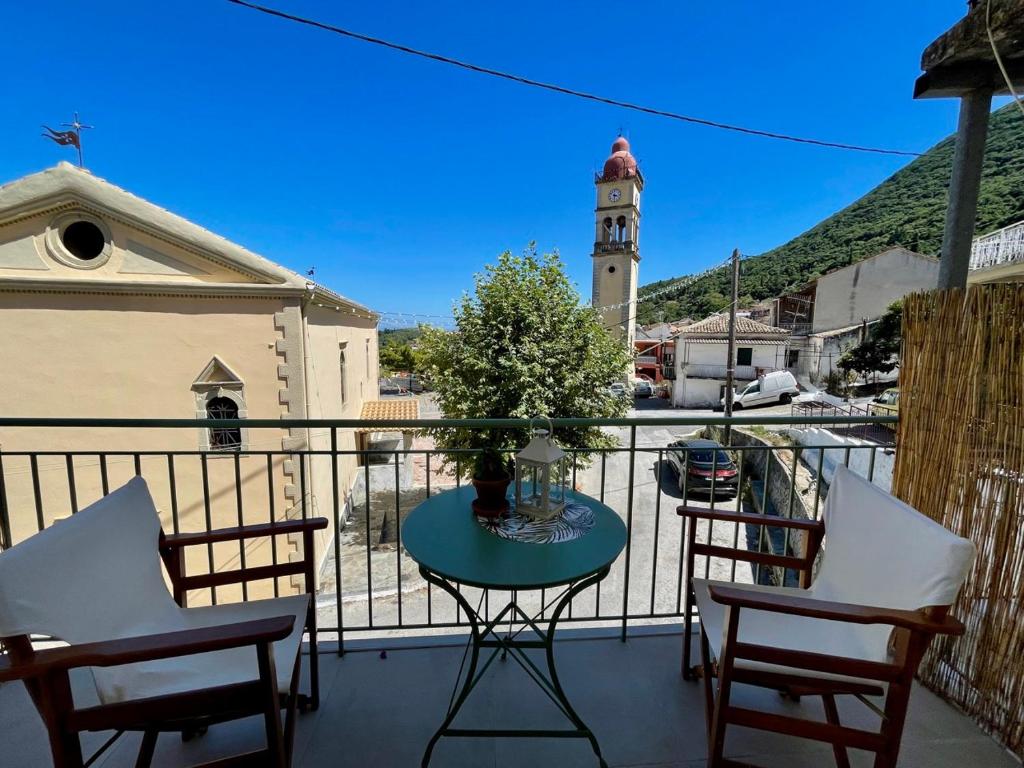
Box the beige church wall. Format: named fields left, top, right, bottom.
left=0, top=291, right=299, bottom=603
left=301, top=304, right=379, bottom=572
left=0, top=210, right=264, bottom=284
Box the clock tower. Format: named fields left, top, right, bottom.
left=592, top=136, right=643, bottom=351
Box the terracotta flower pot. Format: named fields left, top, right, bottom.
left=471, top=475, right=511, bottom=519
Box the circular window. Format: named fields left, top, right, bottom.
left=45, top=213, right=113, bottom=268
left=61, top=221, right=106, bottom=261
left=608, top=265, right=617, bottom=274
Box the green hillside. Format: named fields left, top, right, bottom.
left=636, top=104, right=1024, bottom=324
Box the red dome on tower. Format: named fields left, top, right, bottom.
left=599, top=136, right=642, bottom=185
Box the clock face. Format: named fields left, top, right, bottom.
left=608, top=189, right=621, bottom=203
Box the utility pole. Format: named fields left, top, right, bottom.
left=723, top=248, right=740, bottom=444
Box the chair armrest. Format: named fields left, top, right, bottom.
left=0, top=615, right=295, bottom=683
left=707, top=584, right=964, bottom=636
left=162, top=518, right=328, bottom=548
left=676, top=506, right=824, bottom=532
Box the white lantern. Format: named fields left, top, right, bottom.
left=514, top=417, right=568, bottom=520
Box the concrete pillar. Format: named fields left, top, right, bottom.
left=938, top=88, right=993, bottom=290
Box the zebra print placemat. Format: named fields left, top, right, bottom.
left=478, top=501, right=595, bottom=544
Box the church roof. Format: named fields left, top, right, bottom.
left=681, top=314, right=790, bottom=339
left=0, top=163, right=375, bottom=315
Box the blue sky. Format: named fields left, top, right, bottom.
left=0, top=2, right=989, bottom=325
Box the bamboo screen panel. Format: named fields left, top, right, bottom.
left=893, top=284, right=1023, bottom=758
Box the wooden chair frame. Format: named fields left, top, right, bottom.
left=0, top=516, right=327, bottom=768
left=678, top=506, right=965, bottom=768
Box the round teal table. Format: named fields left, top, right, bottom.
left=402, top=485, right=627, bottom=767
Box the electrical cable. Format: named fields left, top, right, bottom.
left=986, top=0, right=1024, bottom=118
left=225, top=0, right=924, bottom=158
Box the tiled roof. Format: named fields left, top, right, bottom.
left=681, top=314, right=789, bottom=338
left=356, top=399, right=419, bottom=432
left=685, top=337, right=790, bottom=345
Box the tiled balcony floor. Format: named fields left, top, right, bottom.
left=2, top=627, right=1019, bottom=768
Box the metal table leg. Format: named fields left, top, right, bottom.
left=419, top=565, right=610, bottom=767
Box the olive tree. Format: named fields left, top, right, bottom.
left=418, top=246, right=632, bottom=476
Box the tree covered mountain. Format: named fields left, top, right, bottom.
left=635, top=104, right=1024, bottom=325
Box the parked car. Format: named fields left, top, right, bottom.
left=666, top=439, right=739, bottom=496
left=870, top=387, right=899, bottom=428
left=608, top=382, right=629, bottom=399
left=722, top=370, right=800, bottom=410
left=634, top=380, right=654, bottom=398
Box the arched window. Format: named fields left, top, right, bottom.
left=616, top=216, right=627, bottom=242
left=207, top=396, right=241, bottom=451
left=602, top=217, right=613, bottom=243
left=192, top=357, right=247, bottom=452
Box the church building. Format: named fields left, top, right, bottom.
left=0, top=162, right=379, bottom=598
left=591, top=136, right=643, bottom=352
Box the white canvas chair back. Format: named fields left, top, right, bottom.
left=0, top=477, right=178, bottom=643
left=811, top=465, right=976, bottom=611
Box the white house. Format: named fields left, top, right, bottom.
left=670, top=315, right=790, bottom=408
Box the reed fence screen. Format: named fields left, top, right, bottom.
left=893, top=284, right=1024, bottom=759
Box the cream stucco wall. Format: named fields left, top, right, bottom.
left=0, top=212, right=264, bottom=285
left=592, top=177, right=641, bottom=349
left=302, top=304, right=379, bottom=564
left=0, top=170, right=380, bottom=606
left=0, top=291, right=295, bottom=603
left=0, top=291, right=380, bottom=604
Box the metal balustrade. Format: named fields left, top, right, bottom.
left=971, top=220, right=1024, bottom=271
left=0, top=414, right=896, bottom=652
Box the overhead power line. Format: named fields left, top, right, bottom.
left=225, top=0, right=924, bottom=158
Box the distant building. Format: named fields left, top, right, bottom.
left=670, top=315, right=790, bottom=408
left=0, top=163, right=380, bottom=599
left=591, top=136, right=643, bottom=352
left=634, top=320, right=688, bottom=382
left=770, top=247, right=939, bottom=384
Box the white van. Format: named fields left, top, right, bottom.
left=723, top=370, right=799, bottom=409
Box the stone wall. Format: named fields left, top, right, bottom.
left=707, top=426, right=817, bottom=586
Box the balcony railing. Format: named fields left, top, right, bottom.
left=971, top=221, right=1024, bottom=271
left=0, top=414, right=896, bottom=651
left=776, top=321, right=813, bottom=335
left=682, top=363, right=760, bottom=379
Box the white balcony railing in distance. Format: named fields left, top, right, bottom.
left=683, top=363, right=759, bottom=380
left=970, top=220, right=1024, bottom=271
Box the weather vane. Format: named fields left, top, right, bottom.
left=42, top=112, right=92, bottom=168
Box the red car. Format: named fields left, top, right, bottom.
left=666, top=439, right=739, bottom=496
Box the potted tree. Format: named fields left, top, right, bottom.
left=471, top=446, right=512, bottom=519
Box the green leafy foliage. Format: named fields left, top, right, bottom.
left=379, top=341, right=419, bottom=375
left=379, top=327, right=425, bottom=375
left=380, top=327, right=422, bottom=346
left=636, top=104, right=1024, bottom=324
left=838, top=300, right=903, bottom=378
left=418, top=245, right=632, bottom=476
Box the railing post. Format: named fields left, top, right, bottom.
left=331, top=428, right=344, bottom=655
left=620, top=425, right=636, bottom=642
left=0, top=451, right=11, bottom=551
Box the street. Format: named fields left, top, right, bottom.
left=317, top=396, right=803, bottom=640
